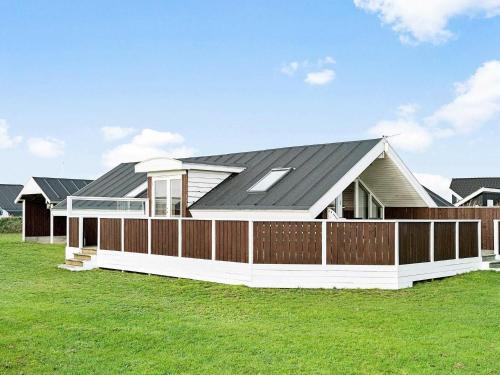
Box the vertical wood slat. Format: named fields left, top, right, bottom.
left=326, top=222, right=395, bottom=265
left=182, top=220, right=212, bottom=259
left=151, top=219, right=178, bottom=256
left=253, top=222, right=322, bottom=264
left=215, top=221, right=248, bottom=262
left=434, top=222, right=456, bottom=261
left=68, top=217, right=79, bottom=247
left=124, top=219, right=148, bottom=253
left=99, top=218, right=122, bottom=251
left=459, top=222, right=479, bottom=258
left=398, top=222, right=430, bottom=265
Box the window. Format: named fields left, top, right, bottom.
left=358, top=184, right=369, bottom=219
left=370, top=197, right=383, bottom=219
left=248, top=168, right=291, bottom=193
left=153, top=177, right=182, bottom=217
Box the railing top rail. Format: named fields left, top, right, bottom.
left=67, top=196, right=148, bottom=202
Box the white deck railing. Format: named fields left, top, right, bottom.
left=66, top=196, right=149, bottom=217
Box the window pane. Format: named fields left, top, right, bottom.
left=154, top=180, right=168, bottom=216
left=358, top=185, right=369, bottom=219
left=170, top=179, right=181, bottom=217
left=370, top=198, right=382, bottom=219
left=248, top=168, right=291, bottom=192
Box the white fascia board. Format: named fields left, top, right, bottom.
left=51, top=208, right=68, bottom=217
left=14, top=177, right=51, bottom=204
left=189, top=209, right=311, bottom=221
left=384, top=143, right=437, bottom=208
left=450, top=190, right=463, bottom=201
left=454, top=187, right=500, bottom=207
left=135, top=157, right=245, bottom=174
left=308, top=140, right=387, bottom=218
left=125, top=181, right=148, bottom=197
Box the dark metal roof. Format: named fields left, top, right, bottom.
left=54, top=163, right=147, bottom=209
left=0, top=184, right=23, bottom=214
left=32, top=177, right=93, bottom=203
left=423, top=187, right=452, bottom=207
left=181, top=138, right=382, bottom=210
left=450, top=177, right=500, bottom=198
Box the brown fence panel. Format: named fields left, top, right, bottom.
left=216, top=221, right=248, bottom=263
left=386, top=207, right=500, bottom=250
left=182, top=220, right=212, bottom=259
left=459, top=222, right=479, bottom=258
left=68, top=217, right=79, bottom=247
left=434, top=222, right=456, bottom=261
left=54, top=216, right=67, bottom=236
left=398, top=222, right=430, bottom=264
left=100, top=218, right=121, bottom=251
left=151, top=219, right=178, bottom=256
left=326, top=222, right=395, bottom=265
left=253, top=222, right=322, bottom=264
left=124, top=219, right=148, bottom=253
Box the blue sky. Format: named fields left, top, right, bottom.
left=1, top=1, right=500, bottom=199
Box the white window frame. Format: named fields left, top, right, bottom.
left=152, top=175, right=183, bottom=218
left=355, top=178, right=385, bottom=219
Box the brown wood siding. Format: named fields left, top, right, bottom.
left=24, top=197, right=50, bottom=237
left=100, top=218, right=122, bottom=251
left=434, top=222, right=456, bottom=261
left=215, top=221, right=248, bottom=262
left=326, top=222, right=395, bottom=265
left=386, top=207, right=500, bottom=250
left=83, top=218, right=98, bottom=247
left=182, top=173, right=191, bottom=217
left=53, top=216, right=67, bottom=236
left=182, top=220, right=211, bottom=259
left=151, top=219, right=179, bottom=256
left=459, top=222, right=479, bottom=258
left=398, top=222, right=430, bottom=264
left=253, top=222, right=322, bottom=264
left=124, top=219, right=148, bottom=253
left=68, top=217, right=79, bottom=247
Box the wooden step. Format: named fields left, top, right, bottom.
left=482, top=255, right=496, bottom=262
left=75, top=253, right=92, bottom=261
left=81, top=248, right=97, bottom=256
left=65, top=259, right=83, bottom=267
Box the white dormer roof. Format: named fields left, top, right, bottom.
left=135, top=157, right=245, bottom=174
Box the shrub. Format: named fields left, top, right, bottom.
left=0, top=217, right=22, bottom=233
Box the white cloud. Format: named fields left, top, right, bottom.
left=281, top=57, right=336, bottom=86
left=428, top=60, right=500, bottom=134
left=369, top=118, right=433, bottom=152
left=354, top=0, right=500, bottom=44
left=414, top=172, right=453, bottom=202
left=27, top=137, right=65, bottom=158
left=101, top=126, right=136, bottom=141
left=102, top=128, right=194, bottom=168
left=0, top=120, right=22, bottom=149
left=368, top=60, right=500, bottom=152
left=305, top=69, right=336, bottom=86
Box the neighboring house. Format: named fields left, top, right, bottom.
left=0, top=184, right=23, bottom=217
left=64, top=138, right=437, bottom=224
left=15, top=177, right=92, bottom=243
left=450, top=177, right=500, bottom=207
left=423, top=186, right=453, bottom=207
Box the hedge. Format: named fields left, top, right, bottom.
left=0, top=217, right=22, bottom=233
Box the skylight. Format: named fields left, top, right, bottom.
left=248, top=168, right=292, bottom=193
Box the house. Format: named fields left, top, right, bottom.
left=15, top=177, right=92, bottom=243
left=423, top=186, right=453, bottom=207
left=61, top=137, right=488, bottom=289
left=450, top=177, right=500, bottom=207
left=0, top=184, right=23, bottom=217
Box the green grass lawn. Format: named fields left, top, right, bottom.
left=0, top=234, right=499, bottom=374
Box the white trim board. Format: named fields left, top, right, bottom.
left=454, top=187, right=500, bottom=207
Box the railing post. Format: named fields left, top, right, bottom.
left=211, top=220, right=216, bottom=260
left=178, top=218, right=182, bottom=257
left=65, top=214, right=69, bottom=248
left=322, top=221, right=327, bottom=266
left=67, top=196, right=72, bottom=216
left=248, top=221, right=253, bottom=265
left=394, top=222, right=399, bottom=266
left=455, top=221, right=460, bottom=259
left=147, top=218, right=152, bottom=255
left=430, top=221, right=434, bottom=262
left=121, top=218, right=125, bottom=252
left=97, top=217, right=101, bottom=251
left=78, top=216, right=83, bottom=249
left=50, top=211, right=54, bottom=244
